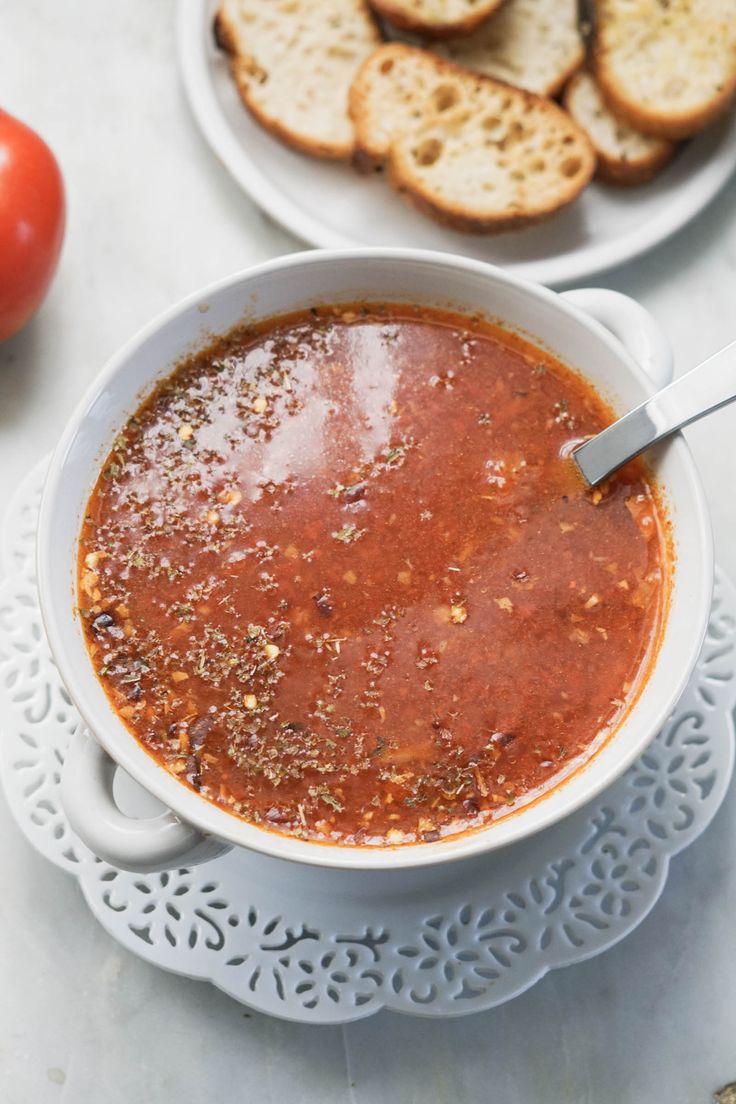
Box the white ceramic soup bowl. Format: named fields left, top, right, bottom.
left=39, top=249, right=712, bottom=873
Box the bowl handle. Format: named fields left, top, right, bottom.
left=62, top=729, right=230, bottom=872
left=560, top=288, right=674, bottom=390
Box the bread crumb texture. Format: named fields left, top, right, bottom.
left=595, top=0, right=736, bottom=138
left=350, top=44, right=595, bottom=231
left=434, top=0, right=584, bottom=97
left=216, top=0, right=382, bottom=159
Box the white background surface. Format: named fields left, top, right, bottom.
left=1, top=3, right=735, bottom=1101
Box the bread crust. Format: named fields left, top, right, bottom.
left=564, top=70, right=677, bottom=186
left=348, top=46, right=397, bottom=167
left=368, top=0, right=504, bottom=39
left=350, top=44, right=596, bottom=232
left=214, top=4, right=383, bottom=161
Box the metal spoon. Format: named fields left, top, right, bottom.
left=574, top=338, right=736, bottom=486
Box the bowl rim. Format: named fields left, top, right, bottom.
left=37, top=247, right=714, bottom=870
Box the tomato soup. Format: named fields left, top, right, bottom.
left=78, top=304, right=668, bottom=846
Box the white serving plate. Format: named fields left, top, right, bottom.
left=178, top=0, right=736, bottom=287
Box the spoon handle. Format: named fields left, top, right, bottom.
left=574, top=338, right=736, bottom=485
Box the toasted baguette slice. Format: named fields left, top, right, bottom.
left=434, top=0, right=584, bottom=97
left=594, top=0, right=736, bottom=140
left=214, top=0, right=382, bottom=160
left=349, top=44, right=595, bottom=232
left=368, top=0, right=504, bottom=38
left=565, top=70, right=676, bottom=185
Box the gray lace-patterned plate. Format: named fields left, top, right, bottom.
left=1, top=457, right=734, bottom=1024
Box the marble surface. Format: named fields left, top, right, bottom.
left=1, top=3, right=736, bottom=1101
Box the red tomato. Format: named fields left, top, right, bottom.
left=0, top=109, right=65, bottom=342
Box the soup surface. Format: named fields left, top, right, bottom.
left=78, top=304, right=667, bottom=846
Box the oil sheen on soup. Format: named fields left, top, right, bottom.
left=78, top=304, right=668, bottom=846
